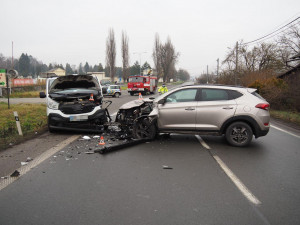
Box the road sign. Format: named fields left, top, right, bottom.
left=0, top=69, right=6, bottom=87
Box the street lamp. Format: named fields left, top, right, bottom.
left=133, top=52, right=147, bottom=75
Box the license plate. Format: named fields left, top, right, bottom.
left=70, top=115, right=88, bottom=121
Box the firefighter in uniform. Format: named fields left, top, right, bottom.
left=158, top=83, right=168, bottom=94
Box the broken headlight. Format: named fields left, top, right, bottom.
left=48, top=98, right=59, bottom=109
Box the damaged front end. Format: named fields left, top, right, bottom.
left=45, top=75, right=109, bottom=132
left=115, top=98, right=157, bottom=139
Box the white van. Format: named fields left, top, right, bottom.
left=40, top=75, right=107, bottom=132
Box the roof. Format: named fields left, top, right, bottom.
left=277, top=63, right=300, bottom=79
left=48, top=68, right=65, bottom=72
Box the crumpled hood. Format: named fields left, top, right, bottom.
left=119, top=98, right=153, bottom=110
left=50, top=75, right=100, bottom=90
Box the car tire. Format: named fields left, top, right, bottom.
left=225, top=122, right=253, bottom=147
left=114, top=92, right=120, bottom=98
left=130, top=92, right=134, bottom=96
left=133, top=117, right=156, bottom=140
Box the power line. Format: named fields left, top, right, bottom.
left=251, top=22, right=300, bottom=46
left=243, top=16, right=300, bottom=45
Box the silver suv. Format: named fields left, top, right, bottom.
left=123, top=85, right=270, bottom=147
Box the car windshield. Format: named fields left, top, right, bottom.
left=129, top=77, right=143, bottom=82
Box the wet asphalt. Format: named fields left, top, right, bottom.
left=0, top=91, right=300, bottom=225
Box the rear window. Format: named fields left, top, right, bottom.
left=227, top=90, right=243, bottom=100
left=251, top=91, right=265, bottom=100
left=201, top=89, right=229, bottom=101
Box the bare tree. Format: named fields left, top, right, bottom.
left=106, top=28, right=116, bottom=82
left=152, top=33, right=163, bottom=80
left=159, top=37, right=179, bottom=82
left=121, top=31, right=129, bottom=82
left=276, top=20, right=300, bottom=66
left=221, top=41, right=284, bottom=85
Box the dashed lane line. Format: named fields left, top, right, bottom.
left=195, top=135, right=261, bottom=205
left=0, top=135, right=80, bottom=192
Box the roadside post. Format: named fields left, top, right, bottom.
left=3, top=69, right=18, bottom=109
left=13, top=111, right=23, bottom=136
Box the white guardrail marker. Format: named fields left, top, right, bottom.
left=13, top=111, right=23, bottom=136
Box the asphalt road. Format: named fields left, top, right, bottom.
left=0, top=89, right=300, bottom=225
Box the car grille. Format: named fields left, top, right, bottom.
left=59, top=102, right=96, bottom=114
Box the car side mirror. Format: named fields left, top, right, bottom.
left=40, top=92, right=46, bottom=98
left=158, top=99, right=166, bottom=105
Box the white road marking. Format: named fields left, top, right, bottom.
left=270, top=125, right=300, bottom=139
left=195, top=135, right=211, bottom=149
left=0, top=135, right=80, bottom=192
left=195, top=135, right=261, bottom=205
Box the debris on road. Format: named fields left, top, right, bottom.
left=10, top=170, right=20, bottom=177
left=94, top=138, right=152, bottom=154
left=83, top=136, right=91, bottom=140
left=26, top=157, right=33, bottom=162
left=21, top=162, right=28, bottom=166
left=162, top=165, right=173, bottom=169
left=84, top=151, right=95, bottom=154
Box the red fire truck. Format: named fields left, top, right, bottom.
left=127, top=75, right=157, bottom=96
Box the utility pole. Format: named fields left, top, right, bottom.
left=206, top=65, right=208, bottom=84
left=216, top=58, right=219, bottom=83
left=11, top=41, right=14, bottom=69
left=133, top=52, right=147, bottom=75
left=235, top=41, right=238, bottom=85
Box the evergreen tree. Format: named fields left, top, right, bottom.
left=65, top=63, right=73, bottom=75
left=130, top=61, right=140, bottom=75
left=84, top=62, right=89, bottom=74
left=99, top=63, right=104, bottom=72
left=78, top=63, right=83, bottom=74
left=19, top=53, right=30, bottom=77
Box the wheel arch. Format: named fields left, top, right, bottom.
left=220, top=116, right=261, bottom=138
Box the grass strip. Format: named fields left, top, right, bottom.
left=8, top=91, right=42, bottom=98
left=270, top=110, right=300, bottom=127
left=0, top=102, right=47, bottom=150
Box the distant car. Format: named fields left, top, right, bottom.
left=116, top=84, right=270, bottom=147
left=102, top=85, right=121, bottom=98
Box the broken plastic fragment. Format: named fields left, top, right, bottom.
left=84, top=151, right=95, bottom=154
left=162, top=165, right=173, bottom=169
left=26, top=157, right=33, bottom=162
left=82, top=136, right=91, bottom=140
left=11, top=170, right=20, bottom=177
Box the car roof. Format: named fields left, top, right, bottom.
left=178, top=84, right=256, bottom=92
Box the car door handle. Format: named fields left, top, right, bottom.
left=185, top=107, right=195, bottom=111
left=222, top=106, right=234, bottom=110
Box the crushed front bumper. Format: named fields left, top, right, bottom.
left=48, top=109, right=107, bottom=132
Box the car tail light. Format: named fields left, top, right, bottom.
left=255, top=103, right=270, bottom=110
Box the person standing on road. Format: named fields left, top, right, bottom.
left=158, top=83, right=168, bottom=94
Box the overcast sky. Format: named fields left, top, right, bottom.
left=1, top=0, right=299, bottom=76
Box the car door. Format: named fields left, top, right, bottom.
left=196, top=88, right=237, bottom=130
left=157, top=88, right=199, bottom=130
